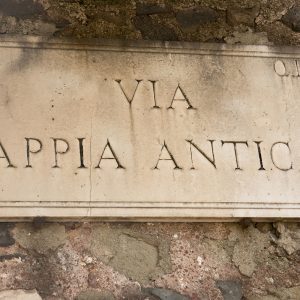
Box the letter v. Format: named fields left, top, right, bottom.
left=115, top=79, right=142, bottom=106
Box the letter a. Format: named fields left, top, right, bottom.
left=168, top=84, right=194, bottom=109
left=95, top=139, right=125, bottom=169
left=0, top=141, right=15, bottom=168
left=154, top=141, right=182, bottom=170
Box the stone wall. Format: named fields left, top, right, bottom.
left=0, top=222, right=299, bottom=299
left=0, top=1, right=300, bottom=300
left=1, top=0, right=300, bottom=45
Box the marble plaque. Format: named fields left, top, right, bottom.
left=0, top=36, right=299, bottom=220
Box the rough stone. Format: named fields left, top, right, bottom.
left=256, top=223, right=273, bottom=234
left=273, top=222, right=300, bottom=255
left=176, top=7, right=218, bottom=31
left=0, top=289, right=42, bottom=300
left=273, top=286, right=300, bottom=300
left=0, top=253, right=24, bottom=262
left=133, top=15, right=178, bottom=40
left=0, top=223, right=15, bottom=247
left=282, top=6, right=300, bottom=32
left=110, top=234, right=158, bottom=282
left=143, top=288, right=190, bottom=300
left=248, top=296, right=278, bottom=300
left=0, top=15, right=17, bottom=34
left=90, top=225, right=171, bottom=283
left=14, top=223, right=66, bottom=254
left=227, top=5, right=260, bottom=27
left=33, top=20, right=57, bottom=35
left=136, top=2, right=172, bottom=15
left=216, top=280, right=242, bottom=300
left=232, top=226, right=270, bottom=277
left=0, top=222, right=296, bottom=299
left=247, top=286, right=300, bottom=300
left=225, top=28, right=271, bottom=45
left=120, top=284, right=145, bottom=300
left=0, top=0, right=45, bottom=18
left=76, top=289, right=115, bottom=300
left=96, top=12, right=127, bottom=26
left=0, top=0, right=295, bottom=45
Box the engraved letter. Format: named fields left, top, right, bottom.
left=274, top=59, right=300, bottom=77
left=77, top=138, right=87, bottom=169
left=52, top=138, right=70, bottom=168
left=115, top=79, right=142, bottom=106
left=0, top=141, right=15, bottom=168
left=154, top=141, right=182, bottom=170
left=274, top=60, right=287, bottom=76
left=294, top=60, right=300, bottom=77
left=186, top=139, right=216, bottom=169
left=254, top=141, right=266, bottom=171
left=25, top=138, right=42, bottom=168
left=149, top=80, right=160, bottom=109
left=270, top=142, right=293, bottom=171
left=168, top=84, right=194, bottom=109
left=95, top=139, right=124, bottom=169
left=221, top=140, right=249, bottom=170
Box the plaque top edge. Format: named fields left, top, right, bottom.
left=1, top=35, right=300, bottom=58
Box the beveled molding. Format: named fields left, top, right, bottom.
left=0, top=202, right=299, bottom=221
left=0, top=36, right=300, bottom=220
left=1, top=35, right=300, bottom=58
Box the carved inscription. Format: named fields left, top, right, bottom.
left=0, top=80, right=294, bottom=173
left=274, top=59, right=300, bottom=77
left=115, top=80, right=195, bottom=109
left=0, top=138, right=293, bottom=171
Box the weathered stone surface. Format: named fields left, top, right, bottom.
left=227, top=5, right=260, bottom=27
left=133, top=15, right=178, bottom=40
left=136, top=3, right=172, bottom=15
left=143, top=287, right=190, bottom=300
left=216, top=280, right=242, bottom=300
left=0, top=222, right=296, bottom=299
left=282, top=6, right=300, bottom=32
left=176, top=7, right=218, bottom=31
left=275, top=286, right=300, bottom=300
left=0, top=14, right=57, bottom=35
left=32, top=20, right=57, bottom=35
left=0, top=289, right=42, bottom=300
left=0, top=37, right=299, bottom=219
left=0, top=253, right=24, bottom=262
left=273, top=222, right=300, bottom=255
left=232, top=226, right=270, bottom=276
left=0, top=0, right=45, bottom=18
left=110, top=234, right=158, bottom=281
left=96, top=12, right=127, bottom=27
left=256, top=223, right=273, bottom=233
left=0, top=0, right=296, bottom=45
left=247, top=286, right=300, bottom=300
left=76, top=289, right=115, bottom=300
left=90, top=225, right=171, bottom=283
left=225, top=28, right=271, bottom=44
left=14, top=223, right=66, bottom=253
left=0, top=224, right=14, bottom=247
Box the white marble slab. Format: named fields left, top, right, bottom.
left=0, top=36, right=299, bottom=220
